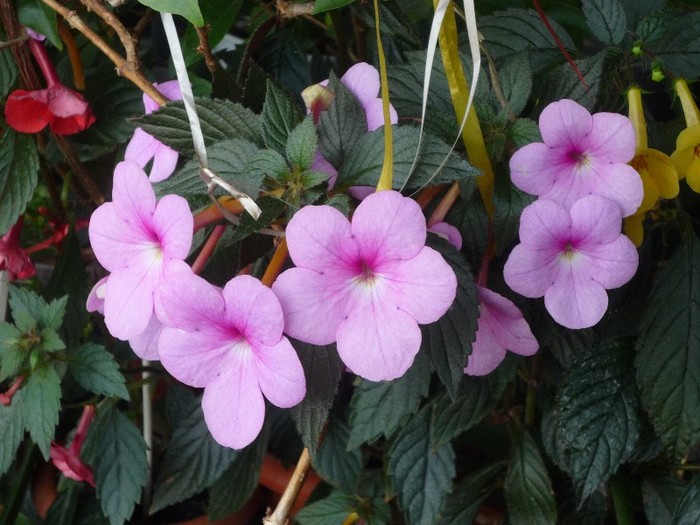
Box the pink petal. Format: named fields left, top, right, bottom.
left=158, top=268, right=225, bottom=331
left=583, top=112, right=636, bottom=163
left=579, top=236, right=638, bottom=289
left=428, top=222, right=462, bottom=250
left=341, top=63, right=380, bottom=106
left=129, top=315, right=163, bottom=360
left=518, top=199, right=571, bottom=249
left=143, top=80, right=183, bottom=114
left=222, top=275, right=284, bottom=346
left=285, top=204, right=358, bottom=273
left=585, top=161, right=643, bottom=217
left=352, top=191, right=427, bottom=263
left=539, top=99, right=593, bottom=148
left=253, top=337, right=306, bottom=408
left=348, top=186, right=375, bottom=201
left=545, top=265, right=608, bottom=329
left=478, top=287, right=538, bottom=356
left=152, top=194, right=193, bottom=260
left=569, top=195, right=623, bottom=246
left=124, top=128, right=158, bottom=169
left=111, top=161, right=156, bottom=222
left=202, top=362, right=265, bottom=449
left=102, top=265, right=158, bottom=340
left=336, top=297, right=421, bottom=381
left=272, top=268, right=353, bottom=345
left=149, top=142, right=179, bottom=183
left=379, top=247, right=457, bottom=324
left=503, top=244, right=559, bottom=298
left=509, top=142, right=565, bottom=196
left=86, top=276, right=107, bottom=314
left=465, top=333, right=507, bottom=376
left=363, top=98, right=399, bottom=132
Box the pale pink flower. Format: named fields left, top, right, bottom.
left=465, top=286, right=538, bottom=376
left=125, top=80, right=183, bottom=183
left=272, top=190, right=457, bottom=381
left=158, top=267, right=306, bottom=449
left=429, top=222, right=462, bottom=250
left=50, top=405, right=95, bottom=487
left=509, top=99, right=643, bottom=217
left=87, top=160, right=193, bottom=340
left=503, top=195, right=638, bottom=329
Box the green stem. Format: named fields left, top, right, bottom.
left=610, top=475, right=635, bottom=525
left=0, top=443, right=40, bottom=525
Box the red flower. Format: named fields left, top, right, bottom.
left=0, top=218, right=35, bottom=281
left=5, top=85, right=95, bottom=135
left=50, top=405, right=96, bottom=487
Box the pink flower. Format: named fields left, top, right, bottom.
left=87, top=160, right=193, bottom=340
left=125, top=80, right=183, bottom=183
left=428, top=222, right=462, bottom=250
left=50, top=405, right=95, bottom=486
left=272, top=190, right=457, bottom=381
left=465, top=286, right=538, bottom=376
left=503, top=195, right=638, bottom=329
left=0, top=218, right=35, bottom=281
left=158, top=268, right=306, bottom=449
left=509, top=99, right=643, bottom=217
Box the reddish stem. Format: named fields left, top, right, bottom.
left=0, top=375, right=26, bottom=406
left=191, top=225, right=226, bottom=275
left=27, top=37, right=60, bottom=87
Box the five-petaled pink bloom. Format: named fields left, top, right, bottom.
left=87, top=160, right=193, bottom=341
left=50, top=405, right=95, bottom=487
left=465, top=285, right=538, bottom=376
left=504, top=195, right=638, bottom=329
left=125, top=80, right=183, bottom=183
left=158, top=267, right=306, bottom=449
left=272, top=190, right=457, bottom=381
left=509, top=99, right=643, bottom=217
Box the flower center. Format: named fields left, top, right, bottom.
left=569, top=151, right=591, bottom=170
left=561, top=241, right=578, bottom=261
left=360, top=260, right=375, bottom=282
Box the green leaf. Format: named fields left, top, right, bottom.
left=68, top=343, right=129, bottom=400
left=636, top=228, right=700, bottom=461
left=262, top=79, right=304, bottom=155
left=39, top=328, right=64, bottom=352
left=137, top=0, right=203, bottom=26
left=337, top=126, right=480, bottom=190
left=499, top=51, right=532, bottom=117
left=0, top=323, right=23, bottom=380
left=295, top=492, right=357, bottom=525
left=389, top=407, right=455, bottom=525
left=0, top=401, right=24, bottom=475
left=134, top=98, right=263, bottom=156
left=289, top=341, right=343, bottom=457
left=255, top=27, right=311, bottom=98
left=654, top=12, right=700, bottom=77
left=156, top=138, right=261, bottom=202
left=8, top=286, right=42, bottom=332
left=86, top=404, right=147, bottom=525
left=315, top=416, right=363, bottom=491
left=227, top=195, right=286, bottom=244
left=0, top=128, right=39, bottom=236
left=19, top=365, right=61, bottom=459
left=420, top=236, right=479, bottom=398
left=317, top=74, right=367, bottom=168
left=444, top=187, right=488, bottom=269
left=435, top=464, right=504, bottom=525
left=504, top=428, right=557, bottom=525
left=672, top=475, right=700, bottom=524
left=582, top=0, right=627, bottom=45
left=40, top=295, right=68, bottom=331
left=312, top=0, right=356, bottom=14
left=555, top=343, right=639, bottom=502
left=0, top=47, right=18, bottom=100
left=643, top=473, right=688, bottom=525
left=493, top=174, right=535, bottom=256
left=286, top=117, right=318, bottom=171
left=542, top=53, right=605, bottom=111
left=17, top=0, right=61, bottom=49
left=207, top=432, right=267, bottom=520
left=181, top=0, right=244, bottom=66
left=347, top=353, right=431, bottom=449
left=150, top=388, right=236, bottom=513
left=245, top=149, right=290, bottom=183
left=508, top=118, right=541, bottom=149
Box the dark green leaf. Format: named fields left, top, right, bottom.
left=295, top=492, right=357, bottom=525
left=347, top=353, right=430, bottom=449
left=654, top=12, right=700, bottom=77
left=389, top=407, right=455, bottom=525
left=315, top=416, right=363, bottom=491
left=504, top=428, right=557, bottom=525
left=636, top=228, right=700, bottom=461
left=262, top=79, right=305, bottom=155
left=445, top=189, right=489, bottom=270
left=289, top=341, right=343, bottom=457
left=582, top=0, right=627, bottom=45
left=0, top=47, right=18, bottom=100
left=8, top=285, right=43, bottom=332
left=255, top=27, right=311, bottom=100
left=0, top=400, right=24, bottom=475
left=420, top=237, right=479, bottom=398
left=208, top=432, right=267, bottom=520
left=134, top=98, right=263, bottom=156
left=499, top=51, right=532, bottom=117
left=508, top=118, right=542, bottom=149
left=542, top=53, right=605, bottom=111
left=17, top=0, right=61, bottom=49
left=337, top=126, right=480, bottom=190
left=0, top=323, right=23, bottom=381
left=621, top=0, right=664, bottom=29
left=19, top=365, right=61, bottom=459
left=644, top=473, right=688, bottom=525
left=245, top=149, right=290, bottom=183
left=286, top=117, right=317, bottom=171
left=0, top=128, right=39, bottom=236
left=436, top=464, right=504, bottom=525
left=318, top=74, right=367, bottom=168
left=313, top=0, right=356, bottom=14
left=156, top=138, right=261, bottom=201
left=87, top=404, right=147, bottom=525
left=137, top=0, right=203, bottom=26
left=556, top=343, right=639, bottom=502
left=44, top=481, right=81, bottom=525
left=150, top=389, right=236, bottom=513
left=493, top=175, right=535, bottom=256
left=228, top=195, right=286, bottom=244
left=672, top=475, right=700, bottom=525
left=182, top=0, right=244, bottom=66
left=39, top=328, right=64, bottom=352
left=68, top=343, right=129, bottom=400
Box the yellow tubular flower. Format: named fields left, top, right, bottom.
left=624, top=213, right=645, bottom=247
left=672, top=79, right=700, bottom=192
